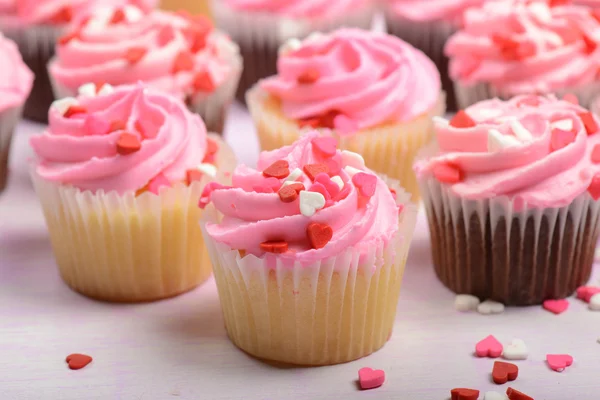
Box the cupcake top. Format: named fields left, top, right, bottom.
left=30, top=83, right=220, bottom=195
left=386, top=0, right=487, bottom=23
left=203, top=131, right=401, bottom=263
left=220, top=0, right=370, bottom=18
left=260, top=28, right=440, bottom=133
left=49, top=6, right=239, bottom=99
left=445, top=0, right=600, bottom=94
left=0, top=33, right=34, bottom=111
left=414, top=94, right=600, bottom=208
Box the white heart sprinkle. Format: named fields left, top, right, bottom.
left=344, top=166, right=362, bottom=178
left=341, top=150, right=365, bottom=169
left=502, top=339, right=528, bottom=360
left=284, top=168, right=303, bottom=183
left=97, top=83, right=114, bottom=96
left=330, top=176, right=344, bottom=190
left=477, top=300, right=505, bottom=315
left=551, top=119, right=573, bottom=132
left=123, top=5, right=143, bottom=22
left=78, top=83, right=97, bottom=97
left=484, top=391, right=509, bottom=400
left=278, top=38, right=302, bottom=56
left=589, top=293, right=600, bottom=311
left=197, top=163, right=217, bottom=178
left=510, top=120, right=533, bottom=142
left=454, top=294, right=480, bottom=312
left=299, top=191, right=325, bottom=217
left=488, top=129, right=521, bottom=152
left=51, top=97, right=78, bottom=116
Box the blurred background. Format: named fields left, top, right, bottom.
left=161, top=0, right=211, bottom=16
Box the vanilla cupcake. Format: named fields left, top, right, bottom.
left=247, top=28, right=445, bottom=202
left=446, top=0, right=600, bottom=109
left=30, top=83, right=236, bottom=302
left=48, top=5, right=241, bottom=134
left=415, top=94, right=600, bottom=305
left=201, top=131, right=417, bottom=365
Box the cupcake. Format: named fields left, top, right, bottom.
left=29, top=83, right=236, bottom=302
left=247, top=28, right=445, bottom=202
left=201, top=131, right=417, bottom=365
left=0, top=0, right=159, bottom=122
left=0, top=32, right=33, bottom=193
left=48, top=6, right=241, bottom=135
left=383, top=0, right=487, bottom=111
left=446, top=0, right=600, bottom=109
left=415, top=94, right=600, bottom=305
left=211, top=0, right=377, bottom=102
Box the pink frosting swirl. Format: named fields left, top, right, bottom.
left=414, top=94, right=600, bottom=208
left=205, top=131, right=400, bottom=263
left=446, top=0, right=600, bottom=94
left=0, top=33, right=33, bottom=110
left=386, top=0, right=488, bottom=23
left=49, top=6, right=238, bottom=98
left=261, top=28, right=440, bottom=129
left=221, top=0, right=370, bottom=18
left=30, top=83, right=209, bottom=194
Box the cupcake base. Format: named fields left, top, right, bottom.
left=0, top=106, right=23, bottom=193
left=420, top=177, right=600, bottom=305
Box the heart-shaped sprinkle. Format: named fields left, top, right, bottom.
left=588, top=173, right=600, bottom=199
left=308, top=182, right=331, bottom=201
left=109, top=8, right=126, bottom=24
left=78, top=82, right=97, bottom=97
left=542, top=299, right=569, bottom=314
left=334, top=185, right=351, bottom=202
left=550, top=128, right=576, bottom=151
left=260, top=240, right=288, bottom=254
left=592, top=144, right=600, bottom=164
left=147, top=173, right=171, bottom=195
left=83, top=114, right=110, bottom=136
left=193, top=70, right=216, bottom=92
left=551, top=118, right=574, bottom=132
left=58, top=31, right=80, bottom=46
left=297, top=68, right=320, bottom=84
left=157, top=25, right=175, bottom=46
left=318, top=110, right=339, bottom=129
left=334, top=114, right=359, bottom=136
left=307, top=222, right=333, bottom=249
left=263, top=160, right=290, bottom=179
left=577, top=286, right=600, bottom=302
left=186, top=169, right=204, bottom=185
left=125, top=47, right=147, bottom=65
left=66, top=353, right=92, bottom=370
left=341, top=150, right=365, bottom=169
left=502, top=339, right=528, bottom=360
left=476, top=335, right=503, bottom=358
left=278, top=183, right=304, bottom=203
left=484, top=391, right=509, bottom=400
left=196, top=163, right=217, bottom=178
left=492, top=361, right=518, bottom=385
left=64, top=105, right=87, bottom=118
left=579, top=111, right=598, bottom=135
left=478, top=300, right=505, bottom=315
left=51, top=6, right=73, bottom=23
left=506, top=387, right=533, bottom=400
left=563, top=93, right=579, bottom=104
left=330, top=176, right=344, bottom=190
left=324, top=154, right=342, bottom=175
left=433, top=163, right=462, bottom=184
left=299, top=117, right=320, bottom=129
left=584, top=35, right=597, bottom=54
left=450, top=110, right=476, bottom=128
left=454, top=294, right=480, bottom=312
left=358, top=368, right=385, bottom=390
left=299, top=191, right=326, bottom=217
left=304, top=163, right=329, bottom=181
left=116, top=132, right=142, bottom=155
left=589, top=293, right=600, bottom=310
left=546, top=354, right=573, bottom=372
left=311, top=136, right=337, bottom=158
left=283, top=168, right=303, bottom=183
left=172, top=50, right=195, bottom=74
left=352, top=172, right=377, bottom=197
left=314, top=173, right=341, bottom=198
left=451, top=388, right=480, bottom=400
left=97, top=83, right=114, bottom=96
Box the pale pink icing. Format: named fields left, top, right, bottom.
left=446, top=0, right=600, bottom=94
left=205, top=131, right=399, bottom=263
left=414, top=95, right=600, bottom=208
left=0, top=33, right=33, bottom=111
left=261, top=28, right=440, bottom=128
left=387, top=0, right=487, bottom=23
left=30, top=83, right=208, bottom=194
left=221, top=0, right=370, bottom=18
left=49, top=6, right=237, bottom=99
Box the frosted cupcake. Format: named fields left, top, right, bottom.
left=415, top=94, right=600, bottom=305
left=383, top=0, right=487, bottom=110
left=0, top=0, right=158, bottom=122
left=30, top=83, right=236, bottom=302
left=201, top=131, right=417, bottom=365
left=247, top=28, right=445, bottom=202
left=211, top=0, right=377, bottom=102
left=446, top=0, right=600, bottom=109
left=0, top=32, right=33, bottom=192
left=48, top=6, right=241, bottom=135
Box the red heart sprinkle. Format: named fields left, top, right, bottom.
left=58, top=31, right=80, bottom=46
left=492, top=361, right=519, bottom=385
left=193, top=70, right=216, bottom=92
left=433, top=163, right=462, bottom=184
left=260, top=240, right=289, bottom=254
left=318, top=110, right=339, bottom=129
left=64, top=105, right=87, bottom=118
left=297, top=69, right=320, bottom=84
left=583, top=35, right=598, bottom=54
left=51, top=6, right=72, bottom=23
left=278, top=183, right=304, bottom=203
left=172, top=50, right=195, bottom=74
left=303, top=164, right=329, bottom=181
left=186, top=169, right=204, bottom=185
left=550, top=128, right=576, bottom=152
left=125, top=47, right=148, bottom=65
left=94, top=81, right=106, bottom=94
left=66, top=353, right=92, bottom=370
left=450, top=110, right=476, bottom=128
left=506, top=387, right=534, bottom=400
left=157, top=25, right=175, bottom=47
left=358, top=367, right=385, bottom=390
left=563, top=93, right=579, bottom=105
left=207, top=138, right=219, bottom=155
left=116, top=132, right=142, bottom=155
left=298, top=117, right=321, bottom=129
left=588, top=173, right=600, bottom=200
left=263, top=160, right=290, bottom=179
left=109, top=8, right=126, bottom=24
left=592, top=144, right=600, bottom=163
left=578, top=112, right=598, bottom=135
left=311, top=137, right=337, bottom=158
left=450, top=388, right=479, bottom=400
left=352, top=172, right=377, bottom=197
left=109, top=120, right=126, bottom=133
left=306, top=222, right=333, bottom=250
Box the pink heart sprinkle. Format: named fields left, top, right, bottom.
left=358, top=367, right=385, bottom=390
left=157, top=25, right=175, bottom=47
left=542, top=299, right=569, bottom=314
left=334, top=114, right=359, bottom=136
left=147, top=173, right=171, bottom=195
left=333, top=185, right=351, bottom=202
left=592, top=144, right=600, bottom=164
left=314, top=173, right=341, bottom=198
left=308, top=182, right=331, bottom=200
left=311, top=136, right=338, bottom=158
left=324, top=153, right=342, bottom=175
left=546, top=354, right=573, bottom=372
left=576, top=286, right=600, bottom=302
left=352, top=172, right=377, bottom=197
left=475, top=335, right=503, bottom=358
left=550, top=128, right=576, bottom=152
left=588, top=173, right=600, bottom=200
left=83, top=114, right=110, bottom=136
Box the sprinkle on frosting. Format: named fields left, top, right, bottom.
left=0, top=33, right=33, bottom=111
left=203, top=131, right=399, bottom=261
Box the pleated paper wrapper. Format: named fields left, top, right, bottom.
left=0, top=105, right=22, bottom=192
left=247, top=86, right=446, bottom=203
left=419, top=173, right=600, bottom=306
left=200, top=177, right=418, bottom=365
left=31, top=135, right=236, bottom=303
left=210, top=0, right=376, bottom=102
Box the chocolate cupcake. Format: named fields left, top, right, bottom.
left=414, top=94, right=600, bottom=305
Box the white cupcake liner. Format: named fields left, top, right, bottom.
left=419, top=173, right=600, bottom=305
left=0, top=105, right=23, bottom=192
left=31, top=134, right=236, bottom=302
left=201, top=176, right=418, bottom=365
